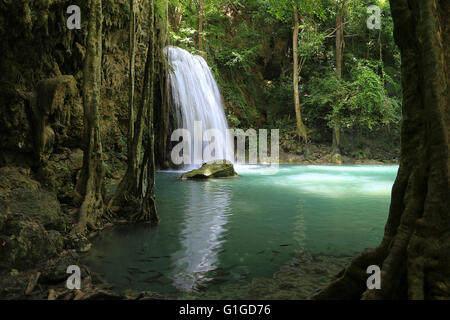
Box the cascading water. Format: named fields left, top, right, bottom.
left=165, top=46, right=233, bottom=169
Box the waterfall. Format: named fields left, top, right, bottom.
left=165, top=46, right=233, bottom=169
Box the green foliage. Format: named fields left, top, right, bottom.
left=10, top=269, right=19, bottom=276
left=305, top=61, right=400, bottom=133
left=268, top=0, right=326, bottom=21
left=263, top=75, right=294, bottom=123
left=169, top=27, right=197, bottom=48
left=167, top=0, right=403, bottom=156
left=298, top=22, right=326, bottom=59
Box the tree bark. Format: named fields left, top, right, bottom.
left=133, top=0, right=159, bottom=223
left=312, top=0, right=449, bottom=300
left=108, top=0, right=159, bottom=225
left=293, top=6, right=308, bottom=142
left=127, top=0, right=137, bottom=164
left=74, top=0, right=105, bottom=234
left=154, top=0, right=171, bottom=169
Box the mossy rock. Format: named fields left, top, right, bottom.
left=36, top=148, right=83, bottom=203
left=0, top=218, right=64, bottom=269
left=330, top=153, right=343, bottom=165
left=5, top=189, right=67, bottom=231
left=0, top=167, right=67, bottom=231
left=180, top=161, right=238, bottom=180
left=0, top=167, right=67, bottom=269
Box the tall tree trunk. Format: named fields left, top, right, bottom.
left=74, top=0, right=105, bottom=234
left=128, top=0, right=137, bottom=165
left=174, top=5, right=183, bottom=32
left=332, top=0, right=346, bottom=156
left=108, top=0, right=159, bottom=225
left=199, top=0, right=204, bottom=52
left=133, top=0, right=159, bottom=223
left=312, top=0, right=449, bottom=300
left=293, top=6, right=308, bottom=142
left=154, top=0, right=171, bottom=169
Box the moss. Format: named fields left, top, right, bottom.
left=0, top=167, right=67, bottom=269
left=1, top=219, right=64, bottom=269
left=180, top=161, right=238, bottom=180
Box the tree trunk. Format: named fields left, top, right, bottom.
left=332, top=1, right=346, bottom=155
left=335, top=2, right=345, bottom=80
left=133, top=0, right=159, bottom=223
left=154, top=0, right=171, bottom=169
left=74, top=0, right=105, bottom=234
left=128, top=0, right=137, bottom=166
left=312, top=0, right=449, bottom=300
left=108, top=0, right=159, bottom=225
left=293, top=6, right=307, bottom=142
left=332, top=128, right=341, bottom=154
left=199, top=0, right=204, bottom=52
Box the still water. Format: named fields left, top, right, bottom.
left=82, top=165, right=398, bottom=298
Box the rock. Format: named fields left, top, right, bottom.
left=6, top=189, right=66, bottom=231
left=64, top=234, right=92, bottom=253
left=29, top=76, right=82, bottom=164
left=36, top=149, right=83, bottom=203
left=40, top=253, right=81, bottom=284
left=0, top=218, right=64, bottom=269
left=330, top=153, right=343, bottom=165
left=0, top=167, right=68, bottom=269
left=180, top=160, right=238, bottom=180
left=0, top=269, right=30, bottom=299
left=0, top=167, right=40, bottom=193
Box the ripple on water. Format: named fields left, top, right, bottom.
left=83, top=165, right=398, bottom=298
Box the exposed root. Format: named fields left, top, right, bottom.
left=131, top=196, right=159, bottom=224
left=309, top=246, right=388, bottom=300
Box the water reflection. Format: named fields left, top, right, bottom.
left=170, top=181, right=232, bottom=291
left=293, top=200, right=307, bottom=253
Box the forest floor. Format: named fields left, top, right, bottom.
left=279, top=151, right=397, bottom=165
left=278, top=140, right=399, bottom=165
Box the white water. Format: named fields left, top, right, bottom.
left=165, top=46, right=233, bottom=169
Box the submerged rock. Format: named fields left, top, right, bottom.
left=180, top=160, right=238, bottom=180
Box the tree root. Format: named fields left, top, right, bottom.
left=130, top=196, right=159, bottom=224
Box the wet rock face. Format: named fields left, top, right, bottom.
left=0, top=167, right=68, bottom=269
left=180, top=161, right=238, bottom=180
left=30, top=76, right=83, bottom=164
left=36, top=148, right=83, bottom=203
left=0, top=1, right=140, bottom=169
left=1, top=219, right=64, bottom=269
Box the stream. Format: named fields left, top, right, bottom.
left=82, top=164, right=398, bottom=299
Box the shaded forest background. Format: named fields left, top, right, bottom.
left=168, top=0, right=402, bottom=162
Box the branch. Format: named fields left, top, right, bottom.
left=324, top=21, right=351, bottom=38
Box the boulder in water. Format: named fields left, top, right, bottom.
left=180, top=161, right=238, bottom=180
